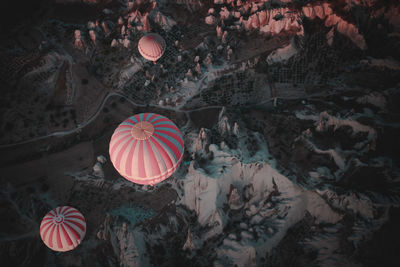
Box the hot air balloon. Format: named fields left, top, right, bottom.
left=40, top=206, right=86, bottom=252
left=109, top=113, right=184, bottom=185
left=138, top=33, right=166, bottom=63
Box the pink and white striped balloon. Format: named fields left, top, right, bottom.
left=40, top=206, right=86, bottom=252
left=109, top=113, right=184, bottom=185
left=138, top=33, right=166, bottom=62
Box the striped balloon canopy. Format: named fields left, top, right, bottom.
left=40, top=206, right=86, bottom=252
left=109, top=113, right=184, bottom=185
left=138, top=33, right=166, bottom=62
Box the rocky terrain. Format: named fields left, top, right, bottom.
left=1, top=0, right=400, bottom=266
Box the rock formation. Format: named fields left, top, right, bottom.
left=141, top=13, right=151, bottom=32
left=228, top=187, right=244, bottom=210
left=232, top=122, right=239, bottom=136
left=218, top=108, right=231, bottom=137
left=73, top=30, right=84, bottom=49
left=89, top=30, right=96, bottom=44
left=183, top=228, right=195, bottom=251
left=216, top=25, right=223, bottom=38
left=111, top=39, right=118, bottom=47
left=195, top=63, right=202, bottom=75
left=209, top=1, right=367, bottom=49
left=205, top=15, right=217, bottom=25
left=194, top=127, right=211, bottom=153
left=152, top=11, right=177, bottom=31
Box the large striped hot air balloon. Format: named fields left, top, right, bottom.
left=138, top=33, right=166, bottom=63
left=109, top=113, right=184, bottom=185
left=40, top=206, right=86, bottom=252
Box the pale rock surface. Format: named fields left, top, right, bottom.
left=111, top=39, right=118, bottom=47
left=118, top=16, right=124, bottom=25
left=326, top=27, right=335, bottom=46
left=151, top=11, right=177, bottom=31
left=195, top=63, right=202, bottom=75
left=73, top=30, right=84, bottom=49
left=228, top=187, right=244, bottom=210
left=302, top=3, right=366, bottom=49
left=122, top=37, right=131, bottom=48
left=101, top=21, right=111, bottom=36
left=216, top=25, right=223, bottom=38
left=218, top=115, right=231, bottom=137
left=183, top=228, right=195, bottom=251
left=318, top=189, right=374, bottom=219
left=89, top=30, right=96, bottom=44
left=141, top=13, right=151, bottom=32
left=180, top=136, right=342, bottom=264
left=227, top=47, right=233, bottom=61
left=92, top=162, right=104, bottom=178
left=259, top=8, right=303, bottom=35
left=194, top=127, right=211, bottom=153
left=128, top=10, right=139, bottom=24
left=222, top=31, right=228, bottom=43
left=97, top=155, right=107, bottom=164
left=204, top=53, right=212, bottom=65
left=103, top=8, right=112, bottom=15
left=356, top=92, right=386, bottom=109
left=316, top=111, right=377, bottom=141
left=266, top=37, right=298, bottom=65
left=185, top=69, right=193, bottom=78
left=205, top=15, right=217, bottom=25
left=220, top=7, right=231, bottom=21
left=215, top=237, right=257, bottom=267
left=211, top=1, right=367, bottom=49
left=87, top=21, right=96, bottom=29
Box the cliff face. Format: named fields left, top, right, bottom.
left=179, top=142, right=343, bottom=266
left=302, top=2, right=366, bottom=49
left=206, top=0, right=400, bottom=55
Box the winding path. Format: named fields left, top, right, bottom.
left=1, top=59, right=338, bottom=150
left=0, top=90, right=226, bottom=149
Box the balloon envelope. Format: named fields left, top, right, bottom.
left=109, top=113, right=184, bottom=185
left=40, top=206, right=86, bottom=252
left=138, top=33, right=166, bottom=62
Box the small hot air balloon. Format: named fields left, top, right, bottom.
left=109, top=113, right=184, bottom=185
left=40, top=206, right=86, bottom=252
left=138, top=33, right=166, bottom=63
